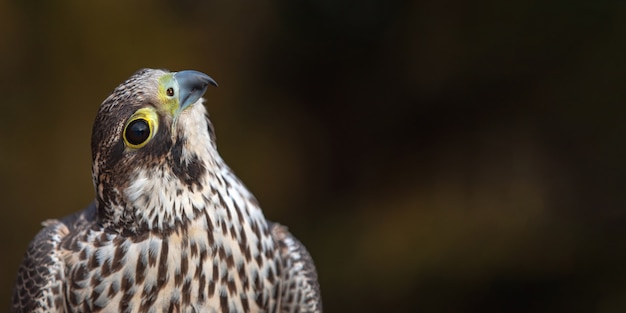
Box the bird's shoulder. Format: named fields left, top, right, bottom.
left=12, top=202, right=98, bottom=313
left=270, top=222, right=323, bottom=313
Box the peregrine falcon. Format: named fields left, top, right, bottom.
left=12, top=69, right=322, bottom=313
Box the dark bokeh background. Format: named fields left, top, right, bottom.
left=2, top=1, right=626, bottom=312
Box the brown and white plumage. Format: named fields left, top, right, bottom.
left=12, top=69, right=322, bottom=313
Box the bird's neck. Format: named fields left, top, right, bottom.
left=99, top=149, right=266, bottom=237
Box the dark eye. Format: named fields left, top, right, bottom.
left=166, top=87, right=174, bottom=97
left=124, top=119, right=151, bottom=146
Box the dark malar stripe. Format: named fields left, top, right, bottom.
left=169, top=139, right=206, bottom=190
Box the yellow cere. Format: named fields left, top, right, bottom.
left=123, top=107, right=159, bottom=149
left=157, top=73, right=181, bottom=117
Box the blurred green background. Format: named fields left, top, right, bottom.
left=2, top=0, right=626, bottom=312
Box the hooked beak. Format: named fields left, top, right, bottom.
left=174, top=70, right=218, bottom=111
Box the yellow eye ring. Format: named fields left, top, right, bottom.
left=123, top=108, right=158, bottom=149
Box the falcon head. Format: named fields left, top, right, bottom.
left=91, top=69, right=219, bottom=234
